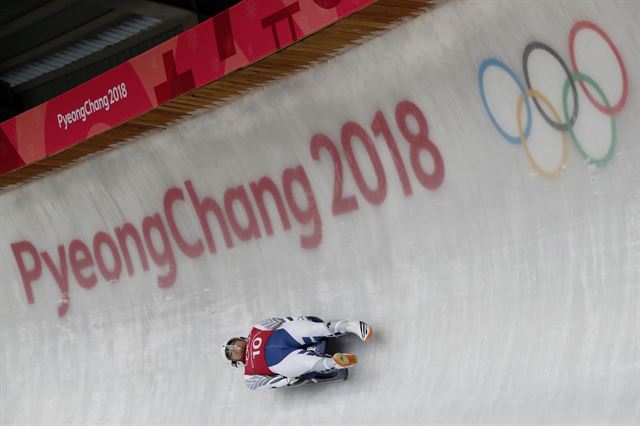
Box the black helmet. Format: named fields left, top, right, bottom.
left=221, top=337, right=246, bottom=367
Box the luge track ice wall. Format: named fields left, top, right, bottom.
left=1, top=0, right=638, bottom=424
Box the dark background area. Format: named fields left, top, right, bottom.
left=0, top=0, right=240, bottom=121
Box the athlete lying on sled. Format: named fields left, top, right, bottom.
left=222, top=316, right=373, bottom=390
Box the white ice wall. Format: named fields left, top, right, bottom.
left=1, top=0, right=638, bottom=424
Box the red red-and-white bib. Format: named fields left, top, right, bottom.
left=243, top=327, right=275, bottom=376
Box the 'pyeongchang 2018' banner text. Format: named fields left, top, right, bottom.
left=8, top=16, right=632, bottom=318
left=11, top=99, right=444, bottom=317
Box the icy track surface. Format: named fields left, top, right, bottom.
left=1, top=0, right=638, bottom=424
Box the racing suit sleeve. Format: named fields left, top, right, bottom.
left=244, top=374, right=305, bottom=390
left=255, top=316, right=324, bottom=330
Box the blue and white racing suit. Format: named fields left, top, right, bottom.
left=242, top=316, right=350, bottom=390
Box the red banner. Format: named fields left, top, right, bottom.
left=0, top=0, right=375, bottom=175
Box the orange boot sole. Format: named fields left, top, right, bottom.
left=333, top=353, right=358, bottom=368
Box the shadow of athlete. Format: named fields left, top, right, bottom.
left=222, top=316, right=373, bottom=390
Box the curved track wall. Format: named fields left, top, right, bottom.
left=1, top=0, right=638, bottom=424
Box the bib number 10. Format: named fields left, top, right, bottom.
left=252, top=336, right=263, bottom=358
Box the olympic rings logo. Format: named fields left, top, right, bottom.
left=478, top=20, right=628, bottom=178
